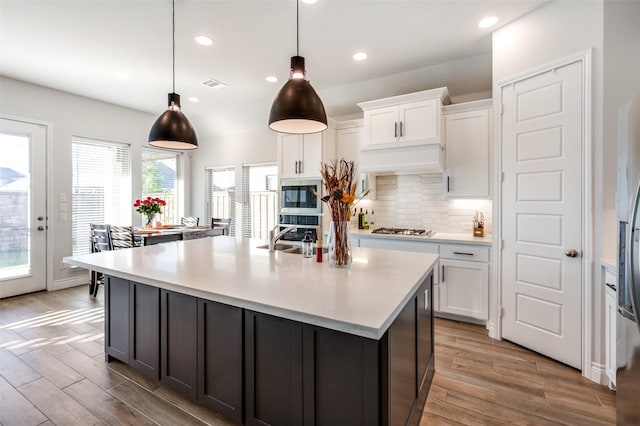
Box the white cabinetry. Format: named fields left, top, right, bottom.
left=604, top=268, right=617, bottom=388
left=364, top=99, right=441, bottom=146
left=439, top=244, right=489, bottom=320
left=279, top=133, right=323, bottom=178
left=443, top=100, right=492, bottom=198
left=356, top=88, right=450, bottom=174
left=336, top=120, right=375, bottom=199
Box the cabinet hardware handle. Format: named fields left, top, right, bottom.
left=299, top=161, right=303, bottom=174
left=400, top=121, right=403, bottom=137
left=296, top=161, right=300, bottom=174
left=453, top=252, right=474, bottom=256
left=394, top=122, right=398, bottom=138
left=441, top=265, right=445, bottom=281
left=447, top=176, right=450, bottom=192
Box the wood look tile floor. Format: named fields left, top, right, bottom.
left=0, top=285, right=616, bottom=426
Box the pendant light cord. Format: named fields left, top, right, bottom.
left=172, top=0, right=176, bottom=93
left=296, top=0, right=299, bottom=56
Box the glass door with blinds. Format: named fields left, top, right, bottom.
left=141, top=148, right=180, bottom=226
left=205, top=167, right=235, bottom=235
left=72, top=138, right=130, bottom=255
left=242, top=164, right=278, bottom=239
left=0, top=118, right=47, bottom=298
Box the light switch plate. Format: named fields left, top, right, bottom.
left=59, top=193, right=67, bottom=202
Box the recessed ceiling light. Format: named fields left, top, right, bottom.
left=478, top=16, right=499, bottom=29
left=266, top=76, right=279, bottom=83
left=115, top=71, right=130, bottom=80
left=195, top=35, right=213, bottom=46
left=188, top=97, right=199, bottom=102
left=301, top=0, right=318, bottom=4
left=353, top=52, right=368, bottom=61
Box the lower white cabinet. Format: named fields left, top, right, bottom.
left=351, top=235, right=490, bottom=322
left=439, top=244, right=489, bottom=321
left=604, top=268, right=617, bottom=388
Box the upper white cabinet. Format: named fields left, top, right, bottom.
left=357, top=88, right=451, bottom=174
left=443, top=100, right=492, bottom=198
left=335, top=120, right=362, bottom=163
left=279, top=133, right=323, bottom=179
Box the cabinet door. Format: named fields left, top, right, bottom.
left=245, top=311, right=303, bottom=426
left=105, top=276, right=130, bottom=363
left=336, top=126, right=362, bottom=163
left=399, top=99, right=440, bottom=144
left=439, top=259, right=489, bottom=320
left=130, top=282, right=160, bottom=380
left=605, top=285, right=617, bottom=386
left=198, top=299, right=243, bottom=423
left=302, top=324, right=379, bottom=425
left=300, top=132, right=322, bottom=177
left=280, top=134, right=301, bottom=178
left=161, top=290, right=197, bottom=399
left=444, top=108, right=490, bottom=197
left=365, top=106, right=398, bottom=146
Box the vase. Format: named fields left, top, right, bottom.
left=144, top=214, right=159, bottom=229
left=327, top=221, right=351, bottom=268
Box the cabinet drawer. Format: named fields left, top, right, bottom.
left=439, top=244, right=489, bottom=262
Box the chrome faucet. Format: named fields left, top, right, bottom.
left=268, top=225, right=297, bottom=252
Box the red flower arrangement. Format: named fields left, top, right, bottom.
left=134, top=197, right=166, bottom=226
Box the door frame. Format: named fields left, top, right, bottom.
left=1, top=113, right=53, bottom=294
left=491, top=49, right=593, bottom=379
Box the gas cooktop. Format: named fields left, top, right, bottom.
left=371, top=227, right=433, bottom=237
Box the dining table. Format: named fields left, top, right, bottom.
left=134, top=226, right=225, bottom=246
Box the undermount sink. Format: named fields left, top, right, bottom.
left=256, top=243, right=328, bottom=255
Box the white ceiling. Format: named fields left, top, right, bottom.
left=0, top=0, right=547, bottom=139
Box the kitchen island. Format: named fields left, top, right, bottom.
left=64, top=236, right=437, bottom=426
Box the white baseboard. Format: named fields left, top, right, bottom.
left=49, top=276, right=89, bottom=291
left=589, top=362, right=609, bottom=385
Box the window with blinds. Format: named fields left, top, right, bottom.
left=205, top=167, right=235, bottom=236
left=72, top=138, right=130, bottom=255
left=141, top=148, right=180, bottom=225
left=241, top=164, right=278, bottom=239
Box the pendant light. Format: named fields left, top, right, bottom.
left=149, top=0, right=198, bottom=150
left=268, top=0, right=327, bottom=134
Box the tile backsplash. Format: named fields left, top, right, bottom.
left=356, top=174, right=492, bottom=235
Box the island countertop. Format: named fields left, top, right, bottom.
left=64, top=236, right=438, bottom=339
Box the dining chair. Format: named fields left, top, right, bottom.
left=181, top=217, right=199, bottom=227
left=212, top=218, right=231, bottom=235
left=110, top=225, right=136, bottom=250
left=89, top=224, right=111, bottom=297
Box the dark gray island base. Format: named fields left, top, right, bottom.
left=104, top=273, right=434, bottom=426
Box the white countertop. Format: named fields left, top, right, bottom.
left=350, top=229, right=492, bottom=246
left=64, top=237, right=438, bottom=340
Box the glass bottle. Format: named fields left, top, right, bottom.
left=302, top=231, right=314, bottom=258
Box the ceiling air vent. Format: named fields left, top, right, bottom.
left=201, top=78, right=227, bottom=90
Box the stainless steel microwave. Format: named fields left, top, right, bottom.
left=280, top=178, right=322, bottom=215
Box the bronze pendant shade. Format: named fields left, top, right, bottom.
left=149, top=93, right=198, bottom=150
left=148, top=0, right=198, bottom=150
left=268, top=2, right=327, bottom=134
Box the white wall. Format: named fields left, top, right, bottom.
left=602, top=1, right=640, bottom=260
left=0, top=77, right=164, bottom=288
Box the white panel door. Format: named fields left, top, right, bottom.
left=366, top=106, right=397, bottom=146
left=501, top=60, right=583, bottom=369
left=300, top=133, right=322, bottom=178
left=399, top=99, right=439, bottom=143
left=0, top=118, right=47, bottom=297
left=280, top=134, right=301, bottom=178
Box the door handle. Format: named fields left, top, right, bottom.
left=38, top=216, right=45, bottom=221
left=37, top=226, right=45, bottom=231
left=565, top=249, right=579, bottom=257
